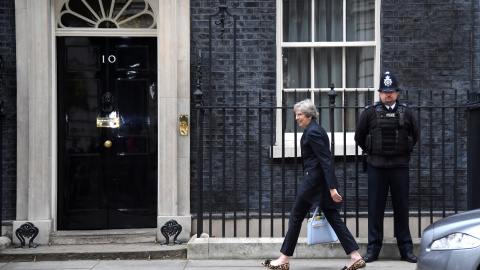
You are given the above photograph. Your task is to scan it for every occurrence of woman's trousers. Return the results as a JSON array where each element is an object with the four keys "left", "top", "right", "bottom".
[{"left": 280, "top": 195, "right": 359, "bottom": 256}]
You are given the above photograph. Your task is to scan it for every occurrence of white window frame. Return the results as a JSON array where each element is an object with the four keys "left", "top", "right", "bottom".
[{"left": 273, "top": 0, "right": 381, "bottom": 157}]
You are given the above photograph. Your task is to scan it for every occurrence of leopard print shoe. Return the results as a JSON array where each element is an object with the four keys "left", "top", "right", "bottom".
[
  {"left": 267, "top": 262, "right": 290, "bottom": 270},
  {"left": 262, "top": 259, "right": 272, "bottom": 267},
  {"left": 341, "top": 258, "right": 366, "bottom": 270},
  {"left": 261, "top": 259, "right": 290, "bottom": 270}
]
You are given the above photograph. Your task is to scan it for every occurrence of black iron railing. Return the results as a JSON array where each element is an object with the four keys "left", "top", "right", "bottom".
[{"left": 193, "top": 88, "right": 474, "bottom": 239}]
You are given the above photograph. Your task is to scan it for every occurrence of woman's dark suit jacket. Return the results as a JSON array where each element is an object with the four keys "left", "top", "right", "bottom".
[{"left": 299, "top": 121, "right": 342, "bottom": 209}]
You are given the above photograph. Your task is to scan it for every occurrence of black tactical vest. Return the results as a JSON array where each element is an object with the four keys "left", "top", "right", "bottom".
[{"left": 366, "top": 104, "right": 412, "bottom": 155}]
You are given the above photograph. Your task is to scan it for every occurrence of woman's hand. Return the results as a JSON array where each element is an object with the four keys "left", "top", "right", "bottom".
[{"left": 330, "top": 189, "right": 342, "bottom": 203}]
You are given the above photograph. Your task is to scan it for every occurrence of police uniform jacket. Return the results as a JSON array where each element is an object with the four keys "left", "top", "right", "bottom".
[
  {"left": 354, "top": 101, "right": 419, "bottom": 168},
  {"left": 299, "top": 121, "right": 342, "bottom": 209}
]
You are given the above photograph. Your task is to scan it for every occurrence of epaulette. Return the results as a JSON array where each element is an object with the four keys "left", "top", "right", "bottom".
[{"left": 365, "top": 101, "right": 382, "bottom": 110}]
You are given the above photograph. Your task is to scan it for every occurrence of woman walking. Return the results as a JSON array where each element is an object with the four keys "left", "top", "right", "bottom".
[{"left": 262, "top": 99, "right": 365, "bottom": 270}]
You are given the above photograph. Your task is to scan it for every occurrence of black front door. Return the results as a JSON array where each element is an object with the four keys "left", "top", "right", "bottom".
[{"left": 57, "top": 37, "right": 158, "bottom": 230}]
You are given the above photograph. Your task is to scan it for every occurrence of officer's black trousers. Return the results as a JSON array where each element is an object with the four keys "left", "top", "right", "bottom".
[{"left": 366, "top": 164, "right": 413, "bottom": 256}]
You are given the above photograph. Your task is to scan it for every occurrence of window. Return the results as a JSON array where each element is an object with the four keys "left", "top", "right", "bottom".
[
  {"left": 57, "top": 0, "right": 156, "bottom": 29},
  {"left": 275, "top": 0, "right": 380, "bottom": 157}
]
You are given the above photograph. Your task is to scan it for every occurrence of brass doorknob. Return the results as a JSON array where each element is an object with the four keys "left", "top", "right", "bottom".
[{"left": 104, "top": 140, "right": 112, "bottom": 148}]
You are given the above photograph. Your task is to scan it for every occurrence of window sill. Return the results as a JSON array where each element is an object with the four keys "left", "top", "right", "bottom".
[{"left": 271, "top": 133, "right": 362, "bottom": 158}]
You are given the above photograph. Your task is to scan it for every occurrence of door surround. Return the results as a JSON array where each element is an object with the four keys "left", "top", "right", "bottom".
[{"left": 14, "top": 0, "right": 191, "bottom": 244}]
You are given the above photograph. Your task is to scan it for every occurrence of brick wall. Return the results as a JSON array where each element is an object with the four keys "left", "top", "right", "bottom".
[
  {"left": 475, "top": 0, "right": 480, "bottom": 89},
  {"left": 190, "top": 0, "right": 472, "bottom": 217},
  {"left": 190, "top": 0, "right": 282, "bottom": 214},
  {"left": 0, "top": 0, "right": 17, "bottom": 221},
  {"left": 381, "top": 0, "right": 472, "bottom": 212}
]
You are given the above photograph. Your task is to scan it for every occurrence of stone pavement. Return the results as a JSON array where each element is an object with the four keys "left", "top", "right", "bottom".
[
  {"left": 0, "top": 234, "right": 420, "bottom": 269},
  {"left": 0, "top": 237, "right": 421, "bottom": 262},
  {"left": 0, "top": 259, "right": 417, "bottom": 269}
]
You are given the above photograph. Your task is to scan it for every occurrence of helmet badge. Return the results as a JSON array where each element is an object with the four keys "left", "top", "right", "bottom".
[{"left": 384, "top": 75, "right": 393, "bottom": 87}]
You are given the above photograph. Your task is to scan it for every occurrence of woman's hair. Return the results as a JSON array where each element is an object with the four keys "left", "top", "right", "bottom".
[{"left": 294, "top": 99, "right": 318, "bottom": 120}]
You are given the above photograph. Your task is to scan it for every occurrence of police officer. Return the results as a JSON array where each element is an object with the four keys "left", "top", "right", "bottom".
[{"left": 354, "top": 71, "right": 419, "bottom": 263}]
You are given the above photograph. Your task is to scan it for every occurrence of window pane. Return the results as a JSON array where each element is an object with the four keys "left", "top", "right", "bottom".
[
  {"left": 344, "top": 90, "right": 374, "bottom": 132},
  {"left": 314, "top": 91, "right": 342, "bottom": 132},
  {"left": 283, "top": 0, "right": 312, "bottom": 42},
  {"left": 346, "top": 0, "right": 375, "bottom": 41},
  {"left": 346, "top": 47, "right": 374, "bottom": 88},
  {"left": 284, "top": 92, "right": 311, "bottom": 133},
  {"left": 283, "top": 48, "right": 311, "bottom": 88},
  {"left": 314, "top": 0, "right": 343, "bottom": 42},
  {"left": 314, "top": 48, "right": 343, "bottom": 88}
]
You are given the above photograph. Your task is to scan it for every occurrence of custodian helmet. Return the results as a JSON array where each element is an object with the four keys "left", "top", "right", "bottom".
[{"left": 378, "top": 71, "right": 399, "bottom": 92}]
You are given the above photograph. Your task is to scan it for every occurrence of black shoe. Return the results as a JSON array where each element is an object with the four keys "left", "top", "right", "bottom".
[
  {"left": 401, "top": 252, "right": 417, "bottom": 263},
  {"left": 362, "top": 253, "right": 378, "bottom": 263}
]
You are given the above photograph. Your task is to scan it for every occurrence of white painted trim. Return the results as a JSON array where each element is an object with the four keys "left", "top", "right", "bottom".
[
  {"left": 17, "top": 0, "right": 189, "bottom": 237},
  {"left": 50, "top": 0, "right": 59, "bottom": 232},
  {"left": 51, "top": 0, "right": 162, "bottom": 231},
  {"left": 272, "top": 133, "right": 363, "bottom": 158},
  {"left": 275, "top": 0, "right": 283, "bottom": 155},
  {"left": 375, "top": 0, "right": 381, "bottom": 95},
  {"left": 55, "top": 29, "right": 157, "bottom": 37}
]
